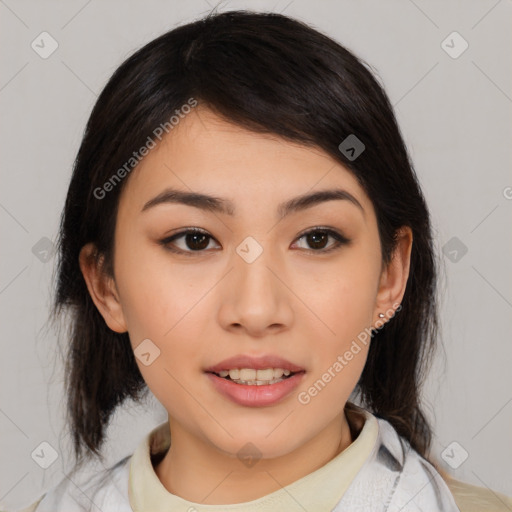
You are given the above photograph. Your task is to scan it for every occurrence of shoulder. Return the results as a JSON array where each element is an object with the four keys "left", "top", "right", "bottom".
[
  {"left": 376, "top": 416, "right": 512, "bottom": 512},
  {"left": 9, "top": 455, "right": 132, "bottom": 512},
  {"left": 1, "top": 501, "right": 42, "bottom": 512},
  {"left": 444, "top": 475, "right": 512, "bottom": 512},
  {"left": 334, "top": 410, "right": 461, "bottom": 511},
  {"left": 371, "top": 416, "right": 461, "bottom": 511}
]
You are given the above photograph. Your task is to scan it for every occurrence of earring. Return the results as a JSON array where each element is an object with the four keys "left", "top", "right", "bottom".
[{"left": 378, "top": 313, "right": 385, "bottom": 318}]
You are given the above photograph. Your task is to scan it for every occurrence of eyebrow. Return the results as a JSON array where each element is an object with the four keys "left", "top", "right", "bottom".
[{"left": 141, "top": 187, "right": 365, "bottom": 219}]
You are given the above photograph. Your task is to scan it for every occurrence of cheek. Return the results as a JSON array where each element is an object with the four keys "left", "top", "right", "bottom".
[
  {"left": 113, "top": 254, "right": 209, "bottom": 411},
  {"left": 113, "top": 237, "right": 194, "bottom": 338},
  {"left": 294, "top": 248, "right": 380, "bottom": 342},
  {"left": 112, "top": 238, "right": 213, "bottom": 383},
  {"left": 291, "top": 247, "right": 379, "bottom": 411},
  {"left": 296, "top": 263, "right": 375, "bottom": 416}
]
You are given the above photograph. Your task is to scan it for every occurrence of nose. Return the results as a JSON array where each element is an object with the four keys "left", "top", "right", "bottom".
[{"left": 216, "top": 239, "right": 294, "bottom": 337}]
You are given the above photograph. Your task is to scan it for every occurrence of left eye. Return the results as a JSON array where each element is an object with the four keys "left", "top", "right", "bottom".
[{"left": 293, "top": 228, "right": 350, "bottom": 252}]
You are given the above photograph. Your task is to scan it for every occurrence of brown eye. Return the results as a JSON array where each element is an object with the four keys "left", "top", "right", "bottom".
[
  {"left": 160, "top": 228, "right": 220, "bottom": 255},
  {"left": 183, "top": 232, "right": 210, "bottom": 250},
  {"left": 306, "top": 230, "right": 329, "bottom": 249},
  {"left": 293, "top": 228, "right": 350, "bottom": 253}
]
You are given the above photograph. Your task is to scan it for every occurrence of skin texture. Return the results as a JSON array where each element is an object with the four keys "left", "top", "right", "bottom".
[{"left": 79, "top": 107, "right": 412, "bottom": 504}]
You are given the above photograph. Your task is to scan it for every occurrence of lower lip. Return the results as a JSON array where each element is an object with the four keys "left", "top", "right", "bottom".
[{"left": 206, "top": 372, "right": 305, "bottom": 407}]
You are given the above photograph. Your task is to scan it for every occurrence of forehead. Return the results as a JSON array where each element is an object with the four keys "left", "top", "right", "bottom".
[{"left": 119, "top": 107, "right": 372, "bottom": 217}]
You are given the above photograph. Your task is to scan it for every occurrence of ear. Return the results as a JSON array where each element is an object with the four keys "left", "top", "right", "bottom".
[
  {"left": 372, "top": 226, "right": 413, "bottom": 329},
  {"left": 78, "top": 242, "right": 128, "bottom": 333}
]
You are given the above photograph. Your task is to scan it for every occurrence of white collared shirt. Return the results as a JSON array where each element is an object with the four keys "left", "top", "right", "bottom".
[{"left": 13, "top": 406, "right": 471, "bottom": 511}]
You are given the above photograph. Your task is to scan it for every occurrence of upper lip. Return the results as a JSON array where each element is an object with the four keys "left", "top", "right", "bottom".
[{"left": 204, "top": 354, "right": 305, "bottom": 373}]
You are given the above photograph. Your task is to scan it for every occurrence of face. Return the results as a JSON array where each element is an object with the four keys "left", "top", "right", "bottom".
[{"left": 82, "top": 107, "right": 410, "bottom": 460}]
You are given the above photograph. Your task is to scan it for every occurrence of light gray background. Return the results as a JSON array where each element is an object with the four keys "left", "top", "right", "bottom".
[{"left": 1, "top": 0, "right": 511, "bottom": 508}]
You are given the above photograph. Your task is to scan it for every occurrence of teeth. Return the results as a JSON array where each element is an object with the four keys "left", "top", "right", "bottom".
[
  {"left": 239, "top": 368, "right": 256, "bottom": 381},
  {"left": 256, "top": 368, "right": 274, "bottom": 380},
  {"left": 216, "top": 368, "right": 295, "bottom": 382},
  {"left": 236, "top": 378, "right": 285, "bottom": 385}
]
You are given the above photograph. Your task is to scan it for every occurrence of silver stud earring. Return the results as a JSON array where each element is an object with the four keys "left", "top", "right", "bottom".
[{"left": 378, "top": 313, "right": 385, "bottom": 318}]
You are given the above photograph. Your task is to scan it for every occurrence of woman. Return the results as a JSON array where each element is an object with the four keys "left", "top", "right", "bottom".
[{"left": 13, "top": 9, "right": 512, "bottom": 511}]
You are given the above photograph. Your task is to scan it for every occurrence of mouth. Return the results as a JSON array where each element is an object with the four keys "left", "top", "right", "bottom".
[
  {"left": 205, "top": 369, "right": 306, "bottom": 407},
  {"left": 206, "top": 368, "right": 304, "bottom": 386},
  {"left": 204, "top": 354, "right": 306, "bottom": 406}
]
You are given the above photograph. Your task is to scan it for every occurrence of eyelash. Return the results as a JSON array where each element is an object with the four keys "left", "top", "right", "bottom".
[{"left": 159, "top": 227, "right": 350, "bottom": 256}]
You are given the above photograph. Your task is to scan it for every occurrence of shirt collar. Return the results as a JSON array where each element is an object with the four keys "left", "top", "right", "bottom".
[{"left": 128, "top": 404, "right": 378, "bottom": 511}]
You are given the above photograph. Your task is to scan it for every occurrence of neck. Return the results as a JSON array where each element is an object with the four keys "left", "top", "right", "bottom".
[{"left": 154, "top": 409, "right": 355, "bottom": 504}]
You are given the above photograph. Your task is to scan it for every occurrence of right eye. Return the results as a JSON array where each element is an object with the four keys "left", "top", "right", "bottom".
[{"left": 159, "top": 228, "right": 221, "bottom": 255}]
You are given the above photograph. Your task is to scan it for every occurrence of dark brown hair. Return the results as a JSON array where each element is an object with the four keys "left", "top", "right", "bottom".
[{"left": 52, "top": 9, "right": 440, "bottom": 471}]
